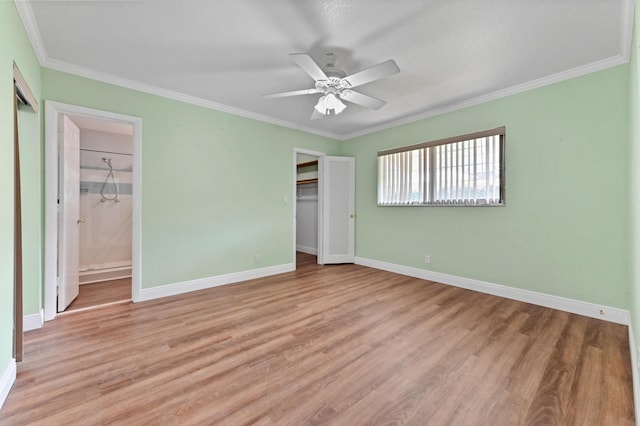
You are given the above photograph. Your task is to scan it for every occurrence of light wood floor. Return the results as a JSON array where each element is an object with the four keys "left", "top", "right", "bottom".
[
  {"left": 1, "top": 253, "right": 634, "bottom": 425},
  {"left": 65, "top": 278, "right": 132, "bottom": 312}
]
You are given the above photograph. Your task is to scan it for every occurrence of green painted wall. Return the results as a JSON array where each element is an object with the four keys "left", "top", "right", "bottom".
[
  {"left": 42, "top": 69, "right": 341, "bottom": 289},
  {"left": 341, "top": 65, "right": 630, "bottom": 308},
  {"left": 0, "top": 1, "right": 42, "bottom": 371},
  {"left": 629, "top": 0, "right": 640, "bottom": 361},
  {"left": 2, "top": 0, "right": 636, "bottom": 390}
]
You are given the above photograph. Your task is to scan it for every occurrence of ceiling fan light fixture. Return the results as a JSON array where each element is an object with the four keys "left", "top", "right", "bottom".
[
  {"left": 314, "top": 93, "right": 346, "bottom": 115},
  {"left": 333, "top": 97, "right": 347, "bottom": 114},
  {"left": 323, "top": 92, "right": 339, "bottom": 109},
  {"left": 314, "top": 96, "right": 327, "bottom": 114},
  {"left": 266, "top": 53, "right": 399, "bottom": 119}
]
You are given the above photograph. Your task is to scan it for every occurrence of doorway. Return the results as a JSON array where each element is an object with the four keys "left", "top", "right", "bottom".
[
  {"left": 295, "top": 151, "right": 322, "bottom": 268},
  {"left": 294, "top": 149, "right": 324, "bottom": 269},
  {"left": 64, "top": 114, "right": 134, "bottom": 312},
  {"left": 44, "top": 102, "right": 142, "bottom": 321},
  {"left": 293, "top": 149, "right": 356, "bottom": 268}
]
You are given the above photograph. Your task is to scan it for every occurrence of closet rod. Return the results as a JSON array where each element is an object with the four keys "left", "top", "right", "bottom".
[{"left": 79, "top": 148, "right": 133, "bottom": 156}]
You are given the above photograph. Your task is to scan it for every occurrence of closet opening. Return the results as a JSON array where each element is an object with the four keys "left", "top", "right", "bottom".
[
  {"left": 293, "top": 149, "right": 356, "bottom": 269},
  {"left": 294, "top": 149, "right": 323, "bottom": 269}
]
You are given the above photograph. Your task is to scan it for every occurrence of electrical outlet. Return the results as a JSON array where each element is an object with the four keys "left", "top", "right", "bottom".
[
  {"left": 424, "top": 255, "right": 431, "bottom": 264},
  {"left": 254, "top": 254, "right": 262, "bottom": 263}
]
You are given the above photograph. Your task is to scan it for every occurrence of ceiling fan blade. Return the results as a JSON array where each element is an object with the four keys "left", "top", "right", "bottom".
[
  {"left": 310, "top": 110, "right": 325, "bottom": 120},
  {"left": 339, "top": 90, "right": 386, "bottom": 110},
  {"left": 290, "top": 53, "right": 328, "bottom": 82},
  {"left": 341, "top": 59, "right": 400, "bottom": 88},
  {"left": 263, "top": 88, "right": 322, "bottom": 98}
]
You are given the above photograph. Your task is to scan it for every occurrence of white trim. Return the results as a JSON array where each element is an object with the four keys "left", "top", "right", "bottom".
[
  {"left": 14, "top": 0, "right": 338, "bottom": 140},
  {"left": 343, "top": 55, "right": 630, "bottom": 140},
  {"left": 36, "top": 54, "right": 626, "bottom": 143},
  {"left": 15, "top": 1, "right": 634, "bottom": 142},
  {"left": 0, "top": 359, "right": 16, "bottom": 409},
  {"left": 79, "top": 265, "right": 132, "bottom": 285},
  {"left": 13, "top": 1, "right": 48, "bottom": 65},
  {"left": 621, "top": 0, "right": 635, "bottom": 63},
  {"left": 44, "top": 101, "right": 142, "bottom": 320},
  {"left": 23, "top": 309, "right": 44, "bottom": 331},
  {"left": 355, "top": 257, "right": 630, "bottom": 325},
  {"left": 137, "top": 263, "right": 294, "bottom": 302},
  {"left": 44, "top": 102, "right": 56, "bottom": 321},
  {"left": 42, "top": 58, "right": 340, "bottom": 141},
  {"left": 628, "top": 325, "right": 640, "bottom": 426},
  {"left": 296, "top": 245, "right": 318, "bottom": 255}
]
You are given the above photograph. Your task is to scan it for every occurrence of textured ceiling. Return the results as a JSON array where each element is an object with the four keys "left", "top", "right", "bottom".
[{"left": 17, "top": 0, "right": 633, "bottom": 140}]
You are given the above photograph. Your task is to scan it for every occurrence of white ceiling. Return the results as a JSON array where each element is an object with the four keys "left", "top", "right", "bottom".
[{"left": 17, "top": 0, "right": 633, "bottom": 140}]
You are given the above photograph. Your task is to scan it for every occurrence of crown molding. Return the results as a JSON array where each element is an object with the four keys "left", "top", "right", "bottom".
[
  {"left": 621, "top": 0, "right": 635, "bottom": 63},
  {"left": 14, "top": 0, "right": 635, "bottom": 142},
  {"left": 342, "top": 53, "right": 630, "bottom": 140},
  {"left": 42, "top": 58, "right": 343, "bottom": 140},
  {"left": 14, "top": 1, "right": 342, "bottom": 140},
  {"left": 14, "top": 0, "right": 48, "bottom": 64}
]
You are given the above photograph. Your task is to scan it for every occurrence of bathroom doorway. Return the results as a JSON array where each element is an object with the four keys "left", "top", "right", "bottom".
[
  {"left": 44, "top": 102, "right": 142, "bottom": 320},
  {"left": 64, "top": 114, "right": 133, "bottom": 312}
]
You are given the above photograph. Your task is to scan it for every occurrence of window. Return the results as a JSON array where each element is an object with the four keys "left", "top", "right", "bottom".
[{"left": 378, "top": 127, "right": 505, "bottom": 206}]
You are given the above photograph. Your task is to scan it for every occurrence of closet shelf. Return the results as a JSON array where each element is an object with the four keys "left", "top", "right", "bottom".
[
  {"left": 297, "top": 178, "right": 318, "bottom": 185},
  {"left": 296, "top": 160, "right": 318, "bottom": 185},
  {"left": 297, "top": 160, "right": 318, "bottom": 168}
]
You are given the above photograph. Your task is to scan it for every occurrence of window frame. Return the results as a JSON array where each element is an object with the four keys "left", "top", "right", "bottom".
[{"left": 377, "top": 127, "right": 506, "bottom": 207}]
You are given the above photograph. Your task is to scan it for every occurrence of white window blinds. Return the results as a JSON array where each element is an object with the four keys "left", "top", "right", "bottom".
[{"left": 378, "top": 127, "right": 505, "bottom": 206}]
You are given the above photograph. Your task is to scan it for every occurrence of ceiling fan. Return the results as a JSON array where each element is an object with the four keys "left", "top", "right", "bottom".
[{"left": 264, "top": 53, "right": 400, "bottom": 119}]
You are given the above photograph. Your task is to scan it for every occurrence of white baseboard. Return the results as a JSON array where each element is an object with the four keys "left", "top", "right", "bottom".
[
  {"left": 629, "top": 325, "right": 640, "bottom": 426},
  {"left": 0, "top": 359, "right": 16, "bottom": 409},
  {"left": 80, "top": 266, "right": 132, "bottom": 285},
  {"left": 355, "top": 257, "right": 630, "bottom": 325},
  {"left": 138, "top": 263, "right": 295, "bottom": 302},
  {"left": 23, "top": 309, "right": 44, "bottom": 331},
  {"left": 296, "top": 245, "right": 318, "bottom": 255}
]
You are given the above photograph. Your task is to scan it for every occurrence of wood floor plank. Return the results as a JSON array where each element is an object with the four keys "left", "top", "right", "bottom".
[
  {"left": 0, "top": 253, "right": 634, "bottom": 425},
  {"left": 65, "top": 278, "right": 131, "bottom": 311}
]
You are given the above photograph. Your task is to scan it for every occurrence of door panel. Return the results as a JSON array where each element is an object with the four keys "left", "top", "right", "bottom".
[
  {"left": 58, "top": 115, "right": 80, "bottom": 311},
  {"left": 322, "top": 156, "right": 355, "bottom": 264}
]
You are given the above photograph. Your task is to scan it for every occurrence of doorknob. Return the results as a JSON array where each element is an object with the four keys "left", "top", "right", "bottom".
[{"left": 77, "top": 219, "right": 85, "bottom": 224}]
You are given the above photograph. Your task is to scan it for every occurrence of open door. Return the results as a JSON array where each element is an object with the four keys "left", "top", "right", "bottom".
[
  {"left": 322, "top": 156, "right": 355, "bottom": 264},
  {"left": 58, "top": 115, "right": 81, "bottom": 311}
]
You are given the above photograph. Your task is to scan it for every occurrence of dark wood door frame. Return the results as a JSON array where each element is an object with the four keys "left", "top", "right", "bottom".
[
  {"left": 13, "top": 63, "right": 38, "bottom": 362},
  {"left": 13, "top": 83, "right": 23, "bottom": 362}
]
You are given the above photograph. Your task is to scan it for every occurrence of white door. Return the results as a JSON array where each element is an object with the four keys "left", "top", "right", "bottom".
[
  {"left": 58, "top": 115, "right": 80, "bottom": 311},
  {"left": 322, "top": 156, "right": 355, "bottom": 264}
]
